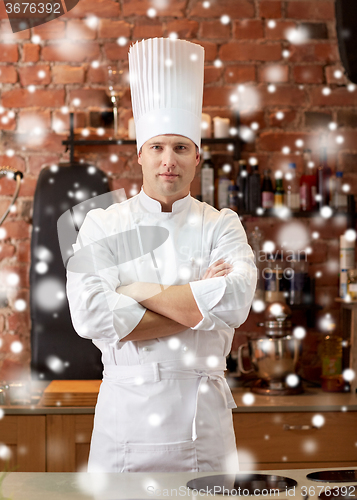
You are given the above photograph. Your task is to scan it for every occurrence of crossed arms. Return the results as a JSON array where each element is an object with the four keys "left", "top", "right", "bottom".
[{"left": 117, "top": 259, "right": 233, "bottom": 341}]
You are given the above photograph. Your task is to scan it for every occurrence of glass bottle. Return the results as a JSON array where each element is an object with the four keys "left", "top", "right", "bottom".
[
  {"left": 248, "top": 160, "right": 261, "bottom": 214},
  {"left": 228, "top": 183, "right": 239, "bottom": 212},
  {"left": 200, "top": 146, "right": 215, "bottom": 206},
  {"left": 261, "top": 168, "right": 274, "bottom": 210},
  {"left": 284, "top": 162, "right": 300, "bottom": 211},
  {"left": 216, "top": 166, "right": 231, "bottom": 209},
  {"left": 236, "top": 159, "right": 248, "bottom": 212},
  {"left": 331, "top": 171, "right": 348, "bottom": 211},
  {"left": 321, "top": 332, "right": 344, "bottom": 392},
  {"left": 317, "top": 146, "right": 332, "bottom": 208},
  {"left": 300, "top": 149, "right": 317, "bottom": 211},
  {"left": 274, "top": 171, "right": 285, "bottom": 208}
]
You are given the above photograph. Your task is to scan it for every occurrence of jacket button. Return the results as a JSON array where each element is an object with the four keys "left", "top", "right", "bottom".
[{"left": 142, "top": 346, "right": 148, "bottom": 352}]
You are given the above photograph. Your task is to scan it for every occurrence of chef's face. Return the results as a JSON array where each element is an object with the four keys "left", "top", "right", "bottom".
[{"left": 138, "top": 134, "right": 200, "bottom": 212}]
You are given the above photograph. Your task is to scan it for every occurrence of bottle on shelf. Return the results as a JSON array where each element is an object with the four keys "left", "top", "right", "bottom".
[
  {"left": 321, "top": 328, "right": 344, "bottom": 392},
  {"left": 200, "top": 145, "right": 215, "bottom": 206},
  {"left": 317, "top": 146, "right": 332, "bottom": 208},
  {"left": 284, "top": 162, "right": 300, "bottom": 211},
  {"left": 274, "top": 171, "right": 285, "bottom": 208},
  {"left": 247, "top": 159, "right": 261, "bottom": 214},
  {"left": 331, "top": 171, "right": 348, "bottom": 211},
  {"left": 236, "top": 159, "right": 248, "bottom": 212},
  {"left": 228, "top": 183, "right": 239, "bottom": 212},
  {"left": 216, "top": 165, "right": 231, "bottom": 209},
  {"left": 261, "top": 168, "right": 274, "bottom": 210},
  {"left": 286, "top": 252, "right": 308, "bottom": 306},
  {"left": 300, "top": 149, "right": 317, "bottom": 212},
  {"left": 264, "top": 252, "right": 287, "bottom": 303},
  {"left": 339, "top": 234, "right": 356, "bottom": 299}
]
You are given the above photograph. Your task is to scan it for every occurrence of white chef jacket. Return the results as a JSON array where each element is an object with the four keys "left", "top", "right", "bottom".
[{"left": 66, "top": 187, "right": 257, "bottom": 473}]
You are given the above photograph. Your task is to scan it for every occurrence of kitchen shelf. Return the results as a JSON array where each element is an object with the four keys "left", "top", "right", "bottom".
[{"left": 62, "top": 112, "right": 242, "bottom": 163}]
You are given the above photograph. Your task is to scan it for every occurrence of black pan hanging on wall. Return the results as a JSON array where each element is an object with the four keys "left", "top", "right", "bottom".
[
  {"left": 30, "top": 162, "right": 113, "bottom": 380},
  {"left": 335, "top": 0, "right": 357, "bottom": 83}
]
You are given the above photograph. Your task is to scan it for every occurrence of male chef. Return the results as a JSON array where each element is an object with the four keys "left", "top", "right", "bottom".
[{"left": 66, "top": 38, "right": 257, "bottom": 473}]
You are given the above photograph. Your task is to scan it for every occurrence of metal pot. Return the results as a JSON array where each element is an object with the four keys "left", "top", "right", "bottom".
[{"left": 238, "top": 336, "right": 301, "bottom": 382}]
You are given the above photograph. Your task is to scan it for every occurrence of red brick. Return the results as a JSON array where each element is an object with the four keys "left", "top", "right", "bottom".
[
  {"left": 224, "top": 65, "right": 256, "bottom": 83},
  {"left": 87, "top": 65, "right": 106, "bottom": 84},
  {"left": 286, "top": 1, "right": 335, "bottom": 21},
  {"left": 7, "top": 310, "right": 30, "bottom": 331},
  {"left": 293, "top": 64, "right": 324, "bottom": 84},
  {"left": 67, "top": 20, "right": 97, "bottom": 40},
  {"left": 98, "top": 19, "right": 131, "bottom": 38},
  {"left": 258, "top": 132, "right": 317, "bottom": 152},
  {"left": 0, "top": 242, "right": 15, "bottom": 261},
  {"left": 234, "top": 20, "right": 264, "bottom": 39},
  {"left": 326, "top": 130, "right": 357, "bottom": 152},
  {"left": 325, "top": 65, "right": 348, "bottom": 86},
  {"left": 22, "top": 44, "right": 40, "bottom": 63},
  {"left": 0, "top": 108, "right": 16, "bottom": 130},
  {"left": 28, "top": 154, "right": 61, "bottom": 175},
  {"left": 0, "top": 65, "right": 17, "bottom": 83},
  {"left": 10, "top": 133, "right": 64, "bottom": 153},
  {"left": 0, "top": 44, "right": 18, "bottom": 62},
  {"left": 204, "top": 66, "right": 223, "bottom": 84},
  {"left": 309, "top": 86, "right": 357, "bottom": 107},
  {"left": 42, "top": 42, "right": 100, "bottom": 62},
  {"left": 203, "top": 86, "right": 236, "bottom": 107},
  {"left": 289, "top": 43, "right": 339, "bottom": 63},
  {"left": 310, "top": 263, "right": 339, "bottom": 286},
  {"left": 52, "top": 110, "right": 86, "bottom": 132},
  {"left": 308, "top": 240, "right": 329, "bottom": 264},
  {"left": 69, "top": 89, "right": 111, "bottom": 108},
  {"left": 165, "top": 20, "right": 199, "bottom": 38},
  {"left": 194, "top": 40, "right": 217, "bottom": 61},
  {"left": 17, "top": 110, "right": 51, "bottom": 133},
  {"left": 220, "top": 42, "right": 282, "bottom": 61},
  {"left": 0, "top": 22, "right": 30, "bottom": 40},
  {"left": 268, "top": 109, "right": 299, "bottom": 128},
  {"left": 1, "top": 88, "right": 65, "bottom": 108},
  {"left": 123, "top": 0, "right": 185, "bottom": 17},
  {"left": 63, "top": 0, "right": 120, "bottom": 17},
  {"left": 265, "top": 153, "right": 304, "bottom": 173},
  {"left": 200, "top": 21, "right": 231, "bottom": 39},
  {"left": 52, "top": 65, "right": 85, "bottom": 84},
  {"left": 258, "top": 64, "right": 289, "bottom": 83},
  {"left": 104, "top": 43, "right": 131, "bottom": 61},
  {"left": 16, "top": 241, "right": 31, "bottom": 264},
  {"left": 0, "top": 315, "right": 4, "bottom": 333},
  {"left": 240, "top": 110, "right": 266, "bottom": 130},
  {"left": 188, "top": 0, "right": 255, "bottom": 18},
  {"left": 264, "top": 20, "right": 296, "bottom": 40},
  {"left": 33, "top": 20, "right": 65, "bottom": 39},
  {"left": 97, "top": 155, "right": 129, "bottom": 175},
  {"left": 2, "top": 221, "right": 31, "bottom": 240},
  {"left": 258, "top": 84, "right": 308, "bottom": 107},
  {"left": 259, "top": 0, "right": 282, "bottom": 18},
  {"left": 132, "top": 21, "right": 164, "bottom": 39},
  {"left": 18, "top": 65, "right": 51, "bottom": 86}
]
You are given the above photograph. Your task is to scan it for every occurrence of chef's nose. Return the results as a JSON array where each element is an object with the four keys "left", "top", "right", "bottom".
[{"left": 162, "top": 148, "right": 177, "bottom": 169}]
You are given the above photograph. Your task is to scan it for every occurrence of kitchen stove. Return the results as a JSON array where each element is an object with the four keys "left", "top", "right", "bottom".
[
  {"left": 186, "top": 473, "right": 297, "bottom": 495},
  {"left": 307, "top": 470, "right": 357, "bottom": 482}
]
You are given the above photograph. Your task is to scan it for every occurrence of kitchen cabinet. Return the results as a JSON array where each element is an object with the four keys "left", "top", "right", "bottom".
[
  {"left": 0, "top": 415, "right": 46, "bottom": 472},
  {"left": 233, "top": 410, "right": 357, "bottom": 471}
]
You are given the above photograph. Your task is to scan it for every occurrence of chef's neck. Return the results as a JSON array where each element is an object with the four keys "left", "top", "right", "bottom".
[{"left": 142, "top": 187, "right": 189, "bottom": 212}]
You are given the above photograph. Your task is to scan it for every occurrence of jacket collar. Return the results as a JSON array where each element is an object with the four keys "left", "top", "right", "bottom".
[{"left": 139, "top": 187, "right": 192, "bottom": 214}]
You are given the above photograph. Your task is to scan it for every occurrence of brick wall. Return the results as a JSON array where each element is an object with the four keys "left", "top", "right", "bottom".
[{"left": 0, "top": 0, "right": 354, "bottom": 380}]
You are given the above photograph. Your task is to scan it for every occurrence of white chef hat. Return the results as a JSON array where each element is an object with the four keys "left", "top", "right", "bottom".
[{"left": 128, "top": 37, "right": 205, "bottom": 153}]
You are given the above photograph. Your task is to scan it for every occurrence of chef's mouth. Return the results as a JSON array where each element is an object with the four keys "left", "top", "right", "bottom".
[{"left": 159, "top": 173, "right": 179, "bottom": 177}]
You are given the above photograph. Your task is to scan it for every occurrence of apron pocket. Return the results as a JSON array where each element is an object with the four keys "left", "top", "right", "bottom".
[{"left": 123, "top": 440, "right": 198, "bottom": 472}]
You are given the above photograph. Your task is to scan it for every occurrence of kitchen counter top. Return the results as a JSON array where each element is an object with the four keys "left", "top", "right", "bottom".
[
  {"left": 231, "top": 387, "right": 357, "bottom": 412},
  {"left": 3, "top": 467, "right": 357, "bottom": 500},
  {"left": 1, "top": 386, "right": 357, "bottom": 414}
]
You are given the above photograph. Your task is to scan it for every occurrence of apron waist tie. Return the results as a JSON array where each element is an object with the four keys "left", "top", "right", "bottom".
[{"left": 103, "top": 356, "right": 237, "bottom": 442}]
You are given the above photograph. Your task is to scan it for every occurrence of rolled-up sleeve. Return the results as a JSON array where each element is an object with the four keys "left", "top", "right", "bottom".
[
  {"left": 66, "top": 209, "right": 146, "bottom": 346},
  {"left": 189, "top": 209, "right": 257, "bottom": 331}
]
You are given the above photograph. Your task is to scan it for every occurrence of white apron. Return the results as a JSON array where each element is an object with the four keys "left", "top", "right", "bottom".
[{"left": 88, "top": 356, "right": 239, "bottom": 473}]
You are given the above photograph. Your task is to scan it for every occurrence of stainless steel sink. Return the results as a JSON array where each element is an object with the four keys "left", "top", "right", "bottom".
[{"left": 307, "top": 470, "right": 357, "bottom": 483}]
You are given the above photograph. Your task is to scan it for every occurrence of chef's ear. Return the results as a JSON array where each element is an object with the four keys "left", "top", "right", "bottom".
[
  {"left": 195, "top": 146, "right": 200, "bottom": 166},
  {"left": 138, "top": 147, "right": 142, "bottom": 165}
]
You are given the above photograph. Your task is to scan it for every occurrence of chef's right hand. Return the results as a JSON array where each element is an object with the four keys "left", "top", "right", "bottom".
[{"left": 202, "top": 259, "right": 233, "bottom": 280}]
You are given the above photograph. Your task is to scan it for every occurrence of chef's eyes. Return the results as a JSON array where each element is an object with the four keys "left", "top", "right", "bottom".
[{"left": 150, "top": 145, "right": 188, "bottom": 151}]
